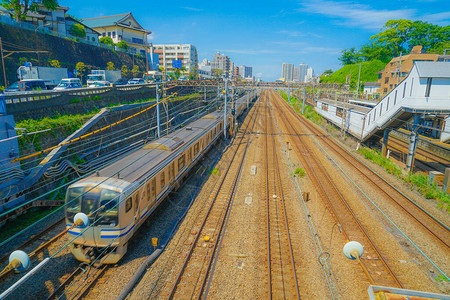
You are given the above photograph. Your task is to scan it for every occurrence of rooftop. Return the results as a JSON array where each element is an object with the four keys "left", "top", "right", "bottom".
[{"left": 415, "top": 61, "right": 450, "bottom": 78}]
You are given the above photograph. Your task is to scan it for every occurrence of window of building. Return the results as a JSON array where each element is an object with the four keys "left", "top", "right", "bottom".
[
  {"left": 322, "top": 103, "right": 328, "bottom": 111},
  {"left": 112, "top": 32, "right": 116, "bottom": 38},
  {"left": 425, "top": 78, "right": 432, "bottom": 97},
  {"left": 102, "top": 32, "right": 106, "bottom": 37},
  {"left": 401, "top": 72, "right": 407, "bottom": 77},
  {"left": 107, "top": 32, "right": 111, "bottom": 37},
  {"left": 390, "top": 84, "right": 393, "bottom": 89},
  {"left": 391, "top": 73, "right": 395, "bottom": 78},
  {"left": 410, "top": 79, "right": 414, "bottom": 96},
  {"left": 384, "top": 77, "right": 389, "bottom": 84},
  {"left": 394, "top": 90, "right": 398, "bottom": 105},
  {"left": 403, "top": 83, "right": 407, "bottom": 98},
  {"left": 384, "top": 88, "right": 388, "bottom": 93},
  {"left": 336, "top": 107, "right": 344, "bottom": 118}
]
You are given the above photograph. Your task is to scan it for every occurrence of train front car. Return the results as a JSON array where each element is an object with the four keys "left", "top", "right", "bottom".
[{"left": 65, "top": 177, "right": 130, "bottom": 264}]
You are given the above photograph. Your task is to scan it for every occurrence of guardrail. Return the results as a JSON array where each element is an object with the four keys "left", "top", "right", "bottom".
[{"left": 3, "top": 83, "right": 155, "bottom": 105}]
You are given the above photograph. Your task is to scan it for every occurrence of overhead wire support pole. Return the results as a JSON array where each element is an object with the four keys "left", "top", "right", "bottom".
[
  {"left": 0, "top": 37, "right": 7, "bottom": 87},
  {"left": 223, "top": 79, "right": 228, "bottom": 140},
  {"left": 156, "top": 84, "right": 161, "bottom": 138}
]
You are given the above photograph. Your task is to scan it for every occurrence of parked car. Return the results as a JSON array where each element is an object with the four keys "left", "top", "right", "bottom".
[
  {"left": 3, "top": 79, "right": 47, "bottom": 93},
  {"left": 53, "top": 78, "right": 82, "bottom": 90},
  {"left": 178, "top": 76, "right": 187, "bottom": 81},
  {"left": 128, "top": 78, "right": 145, "bottom": 85},
  {"left": 114, "top": 78, "right": 128, "bottom": 86},
  {"left": 88, "top": 81, "right": 111, "bottom": 88}
]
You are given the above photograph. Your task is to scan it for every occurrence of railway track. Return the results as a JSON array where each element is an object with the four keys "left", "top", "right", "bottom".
[
  {"left": 0, "top": 217, "right": 65, "bottom": 280},
  {"left": 167, "top": 97, "right": 260, "bottom": 299},
  {"left": 270, "top": 90, "right": 404, "bottom": 288},
  {"left": 48, "top": 263, "right": 109, "bottom": 300},
  {"left": 276, "top": 92, "right": 450, "bottom": 252},
  {"left": 264, "top": 92, "right": 301, "bottom": 299}
]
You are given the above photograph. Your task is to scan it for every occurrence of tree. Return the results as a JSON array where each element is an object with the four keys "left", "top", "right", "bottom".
[
  {"left": 121, "top": 65, "right": 129, "bottom": 78},
  {"left": 2, "top": 0, "right": 58, "bottom": 21},
  {"left": 117, "top": 41, "right": 128, "bottom": 50},
  {"left": 68, "top": 23, "right": 86, "bottom": 38},
  {"left": 75, "top": 62, "right": 86, "bottom": 81},
  {"left": 188, "top": 66, "right": 198, "bottom": 80},
  {"left": 131, "top": 65, "right": 140, "bottom": 78},
  {"left": 50, "top": 59, "right": 61, "bottom": 68},
  {"left": 212, "top": 68, "right": 223, "bottom": 78},
  {"left": 323, "top": 69, "right": 333, "bottom": 74},
  {"left": 106, "top": 61, "right": 115, "bottom": 70},
  {"left": 338, "top": 47, "right": 359, "bottom": 65},
  {"left": 370, "top": 19, "right": 449, "bottom": 57},
  {"left": 99, "top": 36, "right": 115, "bottom": 47}
]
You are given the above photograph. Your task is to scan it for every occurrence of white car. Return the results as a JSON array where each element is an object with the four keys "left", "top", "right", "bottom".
[
  {"left": 54, "top": 78, "right": 82, "bottom": 90},
  {"left": 88, "top": 81, "right": 111, "bottom": 88}
]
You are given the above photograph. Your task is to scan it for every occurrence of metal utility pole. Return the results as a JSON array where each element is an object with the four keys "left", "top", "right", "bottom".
[
  {"left": 247, "top": 88, "right": 249, "bottom": 109},
  {"left": 288, "top": 82, "right": 291, "bottom": 103},
  {"left": 302, "top": 88, "right": 306, "bottom": 114},
  {"left": 356, "top": 62, "right": 361, "bottom": 98},
  {"left": 223, "top": 80, "right": 228, "bottom": 140},
  {"left": 156, "top": 84, "right": 161, "bottom": 138},
  {"left": 0, "top": 37, "right": 7, "bottom": 87}
]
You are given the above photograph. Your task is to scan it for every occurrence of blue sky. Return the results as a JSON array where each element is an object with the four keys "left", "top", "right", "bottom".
[{"left": 61, "top": 0, "right": 450, "bottom": 81}]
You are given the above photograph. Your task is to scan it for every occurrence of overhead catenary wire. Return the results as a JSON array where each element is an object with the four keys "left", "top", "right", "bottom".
[{"left": 0, "top": 91, "right": 243, "bottom": 298}]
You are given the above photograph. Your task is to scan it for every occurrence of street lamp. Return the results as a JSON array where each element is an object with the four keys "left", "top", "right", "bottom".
[{"left": 35, "top": 23, "right": 51, "bottom": 67}]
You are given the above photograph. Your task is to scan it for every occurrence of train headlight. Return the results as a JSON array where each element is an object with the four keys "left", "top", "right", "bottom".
[{"left": 74, "top": 213, "right": 89, "bottom": 228}]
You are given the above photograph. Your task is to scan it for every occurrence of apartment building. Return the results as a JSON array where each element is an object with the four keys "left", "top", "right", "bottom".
[
  {"left": 82, "top": 13, "right": 151, "bottom": 56},
  {"left": 153, "top": 44, "right": 198, "bottom": 75},
  {"left": 281, "top": 63, "right": 294, "bottom": 82},
  {"left": 377, "top": 45, "right": 438, "bottom": 94},
  {"left": 299, "top": 63, "right": 308, "bottom": 83},
  {"left": 211, "top": 52, "right": 232, "bottom": 78},
  {"left": 239, "top": 65, "right": 253, "bottom": 79}
]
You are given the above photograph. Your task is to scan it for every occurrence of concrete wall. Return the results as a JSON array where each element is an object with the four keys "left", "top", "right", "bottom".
[{"left": 0, "top": 23, "right": 146, "bottom": 87}]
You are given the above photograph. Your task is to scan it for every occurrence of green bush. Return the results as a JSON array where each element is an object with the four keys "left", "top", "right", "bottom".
[
  {"left": 294, "top": 168, "right": 306, "bottom": 177},
  {"left": 99, "top": 36, "right": 114, "bottom": 47},
  {"left": 117, "top": 41, "right": 128, "bottom": 50},
  {"left": 68, "top": 23, "right": 86, "bottom": 38},
  {"left": 70, "top": 98, "right": 80, "bottom": 103}
]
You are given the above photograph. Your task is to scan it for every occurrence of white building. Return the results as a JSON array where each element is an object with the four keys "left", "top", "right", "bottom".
[
  {"left": 299, "top": 63, "right": 308, "bottom": 82},
  {"left": 293, "top": 67, "right": 300, "bottom": 82},
  {"left": 239, "top": 65, "right": 253, "bottom": 79},
  {"left": 82, "top": 13, "right": 152, "bottom": 56},
  {"left": 305, "top": 67, "right": 314, "bottom": 83},
  {"left": 282, "top": 63, "right": 294, "bottom": 82},
  {"left": 153, "top": 44, "right": 198, "bottom": 75},
  {"left": 363, "top": 82, "right": 381, "bottom": 95}
]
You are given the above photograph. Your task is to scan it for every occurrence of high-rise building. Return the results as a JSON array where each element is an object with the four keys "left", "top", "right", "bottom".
[
  {"left": 299, "top": 63, "right": 308, "bottom": 82},
  {"left": 305, "top": 67, "right": 314, "bottom": 82},
  {"left": 211, "top": 52, "right": 232, "bottom": 78},
  {"left": 281, "top": 63, "right": 294, "bottom": 82},
  {"left": 293, "top": 67, "right": 300, "bottom": 82},
  {"left": 153, "top": 44, "right": 198, "bottom": 75},
  {"left": 239, "top": 65, "right": 253, "bottom": 78}
]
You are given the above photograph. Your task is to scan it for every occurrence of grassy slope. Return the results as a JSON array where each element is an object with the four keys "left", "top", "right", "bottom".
[{"left": 320, "top": 60, "right": 386, "bottom": 85}]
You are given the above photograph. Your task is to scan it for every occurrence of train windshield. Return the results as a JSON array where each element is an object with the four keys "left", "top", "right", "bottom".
[{"left": 66, "top": 186, "right": 119, "bottom": 216}]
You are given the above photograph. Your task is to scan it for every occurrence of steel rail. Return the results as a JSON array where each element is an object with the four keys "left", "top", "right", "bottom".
[
  {"left": 265, "top": 92, "right": 301, "bottom": 299},
  {"left": 167, "top": 97, "right": 261, "bottom": 299},
  {"left": 271, "top": 91, "right": 403, "bottom": 288},
  {"left": 279, "top": 95, "right": 450, "bottom": 250}
]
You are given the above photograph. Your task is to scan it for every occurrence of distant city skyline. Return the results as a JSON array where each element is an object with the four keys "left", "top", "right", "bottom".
[{"left": 62, "top": 0, "right": 450, "bottom": 81}]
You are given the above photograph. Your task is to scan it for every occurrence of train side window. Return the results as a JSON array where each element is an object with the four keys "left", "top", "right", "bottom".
[
  {"left": 134, "top": 191, "right": 141, "bottom": 211},
  {"left": 160, "top": 172, "right": 165, "bottom": 188},
  {"left": 151, "top": 178, "right": 156, "bottom": 199},
  {"left": 146, "top": 180, "right": 151, "bottom": 201},
  {"left": 178, "top": 154, "right": 185, "bottom": 171},
  {"left": 169, "top": 162, "right": 174, "bottom": 181},
  {"left": 194, "top": 143, "right": 199, "bottom": 155},
  {"left": 125, "top": 198, "right": 132, "bottom": 212}
]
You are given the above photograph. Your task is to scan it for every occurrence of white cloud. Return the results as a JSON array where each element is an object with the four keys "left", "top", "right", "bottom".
[
  {"left": 299, "top": 0, "right": 415, "bottom": 29},
  {"left": 222, "top": 49, "right": 278, "bottom": 55},
  {"left": 182, "top": 6, "right": 204, "bottom": 12},
  {"left": 421, "top": 11, "right": 450, "bottom": 24}
]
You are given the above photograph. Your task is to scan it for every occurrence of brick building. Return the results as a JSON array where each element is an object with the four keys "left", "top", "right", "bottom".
[{"left": 377, "top": 46, "right": 438, "bottom": 94}]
